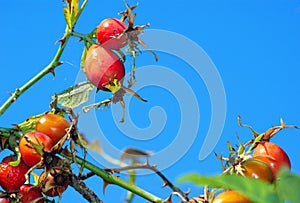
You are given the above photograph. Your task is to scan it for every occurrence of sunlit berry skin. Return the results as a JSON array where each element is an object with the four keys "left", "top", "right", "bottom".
[
  {"left": 19, "top": 132, "right": 54, "bottom": 167},
  {"left": 19, "top": 184, "right": 44, "bottom": 203},
  {"left": 84, "top": 44, "right": 125, "bottom": 91},
  {"left": 253, "top": 141, "right": 291, "bottom": 179},
  {"left": 36, "top": 114, "right": 70, "bottom": 144},
  {"left": 96, "top": 18, "right": 127, "bottom": 49},
  {"left": 242, "top": 159, "right": 274, "bottom": 183},
  {"left": 0, "top": 156, "right": 29, "bottom": 192},
  {"left": 213, "top": 190, "right": 250, "bottom": 203},
  {"left": 0, "top": 198, "right": 9, "bottom": 203},
  {"left": 39, "top": 168, "right": 69, "bottom": 197}
]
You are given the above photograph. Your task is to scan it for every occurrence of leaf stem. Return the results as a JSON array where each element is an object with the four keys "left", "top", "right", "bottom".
[{"left": 61, "top": 152, "right": 164, "bottom": 203}]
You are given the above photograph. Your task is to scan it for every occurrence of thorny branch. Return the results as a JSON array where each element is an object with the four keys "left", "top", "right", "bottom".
[
  {"left": 0, "top": 0, "right": 89, "bottom": 116},
  {"left": 102, "top": 163, "right": 190, "bottom": 202}
]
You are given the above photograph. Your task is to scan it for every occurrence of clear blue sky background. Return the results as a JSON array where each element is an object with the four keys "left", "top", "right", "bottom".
[{"left": 1, "top": 0, "right": 300, "bottom": 202}]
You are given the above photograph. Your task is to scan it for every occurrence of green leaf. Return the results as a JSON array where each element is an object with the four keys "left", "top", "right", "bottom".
[
  {"left": 70, "top": 0, "right": 79, "bottom": 26},
  {"left": 247, "top": 133, "right": 264, "bottom": 153},
  {"left": 72, "top": 0, "right": 79, "bottom": 16},
  {"left": 80, "top": 46, "right": 88, "bottom": 72},
  {"left": 8, "top": 135, "right": 21, "bottom": 167},
  {"left": 63, "top": 0, "right": 79, "bottom": 28},
  {"left": 63, "top": 7, "right": 72, "bottom": 29},
  {"left": 178, "top": 173, "right": 281, "bottom": 203},
  {"left": 276, "top": 168, "right": 300, "bottom": 203},
  {"left": 104, "top": 79, "right": 122, "bottom": 94},
  {"left": 16, "top": 113, "right": 47, "bottom": 133},
  {"left": 63, "top": 0, "right": 79, "bottom": 29},
  {"left": 9, "top": 158, "right": 21, "bottom": 167},
  {"left": 237, "top": 137, "right": 245, "bottom": 155},
  {"left": 54, "top": 81, "right": 94, "bottom": 108},
  {"left": 31, "top": 171, "right": 40, "bottom": 186}
]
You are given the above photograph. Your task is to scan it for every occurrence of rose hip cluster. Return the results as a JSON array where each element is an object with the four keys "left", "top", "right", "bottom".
[
  {"left": 212, "top": 140, "right": 291, "bottom": 202},
  {"left": 85, "top": 18, "right": 127, "bottom": 92},
  {"left": 0, "top": 114, "right": 70, "bottom": 202}
]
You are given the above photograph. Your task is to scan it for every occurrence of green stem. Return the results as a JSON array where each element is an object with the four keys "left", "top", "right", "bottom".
[
  {"left": 61, "top": 152, "right": 164, "bottom": 203},
  {"left": 0, "top": 30, "right": 68, "bottom": 117},
  {"left": 1, "top": 125, "right": 164, "bottom": 202},
  {"left": 71, "top": 31, "right": 95, "bottom": 45},
  {"left": 0, "top": 0, "right": 89, "bottom": 116},
  {"left": 126, "top": 169, "right": 136, "bottom": 203}
]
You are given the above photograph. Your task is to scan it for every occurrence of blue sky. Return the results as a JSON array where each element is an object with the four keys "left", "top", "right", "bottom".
[{"left": 1, "top": 0, "right": 300, "bottom": 202}]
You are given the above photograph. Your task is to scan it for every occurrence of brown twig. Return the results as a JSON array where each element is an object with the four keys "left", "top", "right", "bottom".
[
  {"left": 79, "top": 171, "right": 96, "bottom": 180},
  {"left": 69, "top": 173, "right": 103, "bottom": 203}
]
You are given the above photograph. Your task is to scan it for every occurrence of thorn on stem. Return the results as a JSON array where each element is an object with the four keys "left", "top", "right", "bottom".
[
  {"left": 56, "top": 36, "right": 66, "bottom": 45},
  {"left": 164, "top": 194, "right": 173, "bottom": 203},
  {"left": 161, "top": 180, "right": 168, "bottom": 188},
  {"left": 50, "top": 68, "right": 56, "bottom": 77},
  {"left": 184, "top": 188, "right": 191, "bottom": 197}
]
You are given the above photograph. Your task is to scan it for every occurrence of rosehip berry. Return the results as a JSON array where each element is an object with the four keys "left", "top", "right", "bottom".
[
  {"left": 0, "top": 197, "right": 9, "bottom": 203},
  {"left": 213, "top": 190, "right": 250, "bottom": 203},
  {"left": 84, "top": 44, "right": 125, "bottom": 91},
  {"left": 19, "top": 184, "right": 44, "bottom": 203},
  {"left": 39, "top": 168, "right": 69, "bottom": 197},
  {"left": 19, "top": 132, "right": 54, "bottom": 167},
  {"left": 0, "top": 156, "right": 29, "bottom": 192},
  {"left": 96, "top": 18, "right": 127, "bottom": 49},
  {"left": 36, "top": 114, "right": 70, "bottom": 144},
  {"left": 242, "top": 159, "right": 273, "bottom": 182},
  {"left": 253, "top": 141, "right": 291, "bottom": 179}
]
